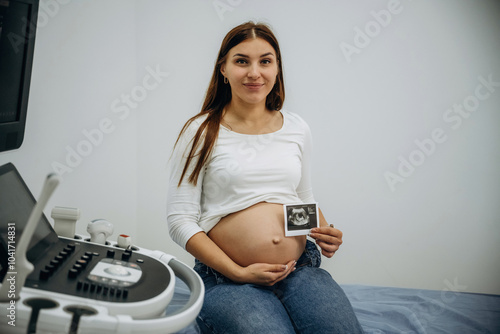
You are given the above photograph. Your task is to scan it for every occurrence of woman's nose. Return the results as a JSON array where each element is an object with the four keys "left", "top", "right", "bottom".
[{"left": 247, "top": 64, "right": 260, "bottom": 78}]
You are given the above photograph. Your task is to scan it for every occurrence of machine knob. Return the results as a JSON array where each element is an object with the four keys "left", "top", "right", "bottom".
[
  {"left": 76, "top": 259, "right": 88, "bottom": 269},
  {"left": 50, "top": 259, "right": 60, "bottom": 268},
  {"left": 45, "top": 264, "right": 56, "bottom": 274},
  {"left": 121, "top": 251, "right": 132, "bottom": 261},
  {"left": 39, "top": 269, "right": 50, "bottom": 280},
  {"left": 72, "top": 264, "right": 83, "bottom": 274},
  {"left": 68, "top": 269, "right": 78, "bottom": 279}
]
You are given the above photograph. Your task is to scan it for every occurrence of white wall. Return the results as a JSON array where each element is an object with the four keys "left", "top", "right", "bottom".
[
  {"left": 1, "top": 0, "right": 499, "bottom": 295},
  {"left": 0, "top": 0, "right": 139, "bottom": 243}
]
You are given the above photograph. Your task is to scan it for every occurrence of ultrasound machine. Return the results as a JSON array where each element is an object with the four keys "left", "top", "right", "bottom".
[
  {"left": 0, "top": 1, "right": 203, "bottom": 332},
  {"left": 0, "top": 162, "right": 204, "bottom": 333}
]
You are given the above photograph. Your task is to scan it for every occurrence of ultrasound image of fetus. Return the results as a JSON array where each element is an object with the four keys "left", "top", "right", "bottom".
[{"left": 288, "top": 208, "right": 310, "bottom": 226}]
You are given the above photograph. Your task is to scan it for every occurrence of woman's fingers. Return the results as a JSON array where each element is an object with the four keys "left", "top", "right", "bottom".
[
  {"left": 245, "top": 260, "right": 297, "bottom": 286},
  {"left": 309, "top": 226, "right": 343, "bottom": 257},
  {"left": 267, "top": 260, "right": 296, "bottom": 283},
  {"left": 316, "top": 240, "right": 338, "bottom": 257}
]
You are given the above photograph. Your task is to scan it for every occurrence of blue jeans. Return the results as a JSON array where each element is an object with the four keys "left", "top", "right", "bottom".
[{"left": 194, "top": 240, "right": 363, "bottom": 333}]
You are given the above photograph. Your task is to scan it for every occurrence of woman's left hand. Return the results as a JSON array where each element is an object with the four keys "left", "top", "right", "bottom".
[{"left": 309, "top": 225, "right": 343, "bottom": 258}]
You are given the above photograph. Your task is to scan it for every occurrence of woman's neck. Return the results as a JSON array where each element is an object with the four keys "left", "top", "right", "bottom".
[
  {"left": 223, "top": 100, "right": 281, "bottom": 134},
  {"left": 225, "top": 100, "right": 269, "bottom": 122}
]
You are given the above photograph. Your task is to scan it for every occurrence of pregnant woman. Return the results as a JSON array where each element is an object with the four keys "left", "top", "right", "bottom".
[{"left": 167, "top": 21, "right": 362, "bottom": 333}]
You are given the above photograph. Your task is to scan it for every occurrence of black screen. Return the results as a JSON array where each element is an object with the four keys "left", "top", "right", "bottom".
[
  {"left": 0, "top": 0, "right": 39, "bottom": 151},
  {"left": 0, "top": 163, "right": 59, "bottom": 281}
]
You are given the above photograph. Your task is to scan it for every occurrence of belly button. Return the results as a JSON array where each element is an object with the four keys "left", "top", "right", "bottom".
[{"left": 272, "top": 237, "right": 281, "bottom": 245}]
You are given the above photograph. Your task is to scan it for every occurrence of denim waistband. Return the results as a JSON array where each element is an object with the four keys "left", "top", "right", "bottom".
[{"left": 194, "top": 240, "right": 321, "bottom": 286}]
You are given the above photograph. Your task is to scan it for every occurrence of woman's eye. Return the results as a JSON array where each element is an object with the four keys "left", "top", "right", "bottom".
[
  {"left": 261, "top": 59, "right": 271, "bottom": 64},
  {"left": 235, "top": 58, "right": 247, "bottom": 64}
]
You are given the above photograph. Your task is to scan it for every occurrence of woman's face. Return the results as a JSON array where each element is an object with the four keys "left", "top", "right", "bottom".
[{"left": 221, "top": 38, "right": 279, "bottom": 108}]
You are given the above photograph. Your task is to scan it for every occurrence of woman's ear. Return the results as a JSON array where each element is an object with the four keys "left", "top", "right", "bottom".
[{"left": 220, "top": 64, "right": 226, "bottom": 77}]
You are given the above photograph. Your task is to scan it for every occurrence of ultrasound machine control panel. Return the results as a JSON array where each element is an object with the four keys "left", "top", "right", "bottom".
[{"left": 0, "top": 163, "right": 204, "bottom": 334}]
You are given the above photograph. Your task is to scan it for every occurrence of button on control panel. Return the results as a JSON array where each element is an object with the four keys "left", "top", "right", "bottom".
[{"left": 39, "top": 243, "right": 77, "bottom": 280}]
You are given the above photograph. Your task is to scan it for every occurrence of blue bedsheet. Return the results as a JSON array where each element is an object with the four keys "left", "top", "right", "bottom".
[
  {"left": 166, "top": 279, "right": 500, "bottom": 333},
  {"left": 343, "top": 284, "right": 500, "bottom": 334}
]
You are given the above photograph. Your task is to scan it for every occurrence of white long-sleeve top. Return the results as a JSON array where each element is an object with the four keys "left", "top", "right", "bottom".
[{"left": 166, "top": 110, "right": 315, "bottom": 249}]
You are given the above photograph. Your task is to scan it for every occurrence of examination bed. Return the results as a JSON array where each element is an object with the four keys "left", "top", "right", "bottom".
[{"left": 168, "top": 279, "right": 500, "bottom": 333}]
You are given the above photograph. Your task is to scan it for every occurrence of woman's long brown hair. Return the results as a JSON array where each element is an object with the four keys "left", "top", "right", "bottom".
[{"left": 174, "top": 22, "right": 285, "bottom": 186}]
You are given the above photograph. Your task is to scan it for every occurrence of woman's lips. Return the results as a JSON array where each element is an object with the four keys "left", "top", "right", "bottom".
[{"left": 244, "top": 83, "right": 264, "bottom": 90}]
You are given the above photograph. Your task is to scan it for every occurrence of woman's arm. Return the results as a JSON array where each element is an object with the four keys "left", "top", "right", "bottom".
[{"left": 186, "top": 231, "right": 296, "bottom": 286}]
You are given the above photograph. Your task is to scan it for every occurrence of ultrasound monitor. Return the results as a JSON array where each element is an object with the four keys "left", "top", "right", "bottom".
[
  {"left": 0, "top": 162, "right": 58, "bottom": 281},
  {"left": 0, "top": 0, "right": 40, "bottom": 152}
]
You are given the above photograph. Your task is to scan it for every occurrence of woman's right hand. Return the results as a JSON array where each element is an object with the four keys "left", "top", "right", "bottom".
[{"left": 233, "top": 260, "right": 297, "bottom": 286}]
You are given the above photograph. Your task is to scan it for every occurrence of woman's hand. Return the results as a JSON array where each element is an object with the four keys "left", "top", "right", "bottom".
[
  {"left": 309, "top": 225, "right": 343, "bottom": 258},
  {"left": 187, "top": 233, "right": 297, "bottom": 286},
  {"left": 233, "top": 260, "right": 296, "bottom": 286}
]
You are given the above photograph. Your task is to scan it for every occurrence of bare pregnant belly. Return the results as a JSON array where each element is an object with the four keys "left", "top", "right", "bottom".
[{"left": 208, "top": 202, "right": 307, "bottom": 267}]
